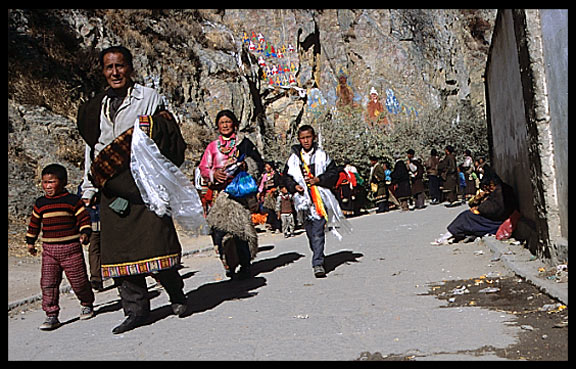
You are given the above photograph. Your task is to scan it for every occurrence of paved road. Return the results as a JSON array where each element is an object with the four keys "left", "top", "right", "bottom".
[{"left": 6, "top": 204, "right": 549, "bottom": 360}]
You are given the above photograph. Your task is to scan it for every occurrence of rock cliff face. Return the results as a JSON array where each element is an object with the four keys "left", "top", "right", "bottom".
[{"left": 8, "top": 9, "right": 495, "bottom": 235}]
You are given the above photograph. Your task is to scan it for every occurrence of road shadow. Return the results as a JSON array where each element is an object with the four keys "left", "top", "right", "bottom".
[
  {"left": 85, "top": 250, "right": 350, "bottom": 331},
  {"left": 177, "top": 276, "right": 267, "bottom": 318},
  {"left": 67, "top": 250, "right": 357, "bottom": 331},
  {"left": 324, "top": 250, "right": 363, "bottom": 275},
  {"left": 94, "top": 277, "right": 266, "bottom": 332},
  {"left": 145, "top": 251, "right": 304, "bottom": 324},
  {"left": 251, "top": 251, "right": 304, "bottom": 276},
  {"left": 91, "top": 250, "right": 304, "bottom": 330},
  {"left": 258, "top": 244, "right": 275, "bottom": 252}
]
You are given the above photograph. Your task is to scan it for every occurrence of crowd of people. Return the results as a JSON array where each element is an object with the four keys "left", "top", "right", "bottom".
[
  {"left": 366, "top": 147, "right": 493, "bottom": 214},
  {"left": 209, "top": 144, "right": 494, "bottom": 238},
  {"left": 24, "top": 45, "right": 519, "bottom": 335}
]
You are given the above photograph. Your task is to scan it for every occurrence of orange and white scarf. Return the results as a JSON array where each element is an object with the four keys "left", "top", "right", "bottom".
[
  {"left": 286, "top": 148, "right": 352, "bottom": 240},
  {"left": 300, "top": 152, "right": 328, "bottom": 220}
]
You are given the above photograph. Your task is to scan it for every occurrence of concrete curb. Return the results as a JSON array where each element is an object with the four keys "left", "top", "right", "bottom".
[{"left": 481, "top": 236, "right": 568, "bottom": 305}]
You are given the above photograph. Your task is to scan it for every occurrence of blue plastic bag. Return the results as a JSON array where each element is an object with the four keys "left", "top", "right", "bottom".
[{"left": 224, "top": 171, "right": 258, "bottom": 198}]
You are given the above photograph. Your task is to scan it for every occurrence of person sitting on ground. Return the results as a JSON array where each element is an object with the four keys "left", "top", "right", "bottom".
[{"left": 431, "top": 168, "right": 518, "bottom": 245}]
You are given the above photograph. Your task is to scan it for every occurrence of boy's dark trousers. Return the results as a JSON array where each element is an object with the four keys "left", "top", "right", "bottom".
[
  {"left": 303, "top": 217, "right": 327, "bottom": 267},
  {"left": 114, "top": 268, "right": 186, "bottom": 318}
]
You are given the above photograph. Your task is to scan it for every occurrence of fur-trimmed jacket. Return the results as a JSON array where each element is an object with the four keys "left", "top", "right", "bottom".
[{"left": 202, "top": 135, "right": 264, "bottom": 266}]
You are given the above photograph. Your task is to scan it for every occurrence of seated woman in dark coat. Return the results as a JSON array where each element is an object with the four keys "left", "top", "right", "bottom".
[{"left": 432, "top": 168, "right": 517, "bottom": 245}]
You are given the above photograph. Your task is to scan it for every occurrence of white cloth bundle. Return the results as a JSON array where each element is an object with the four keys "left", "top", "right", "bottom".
[
  {"left": 130, "top": 119, "right": 209, "bottom": 236},
  {"left": 286, "top": 149, "right": 352, "bottom": 240}
]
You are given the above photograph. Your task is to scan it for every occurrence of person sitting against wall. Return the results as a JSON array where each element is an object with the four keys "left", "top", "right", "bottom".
[{"left": 431, "top": 168, "right": 518, "bottom": 245}]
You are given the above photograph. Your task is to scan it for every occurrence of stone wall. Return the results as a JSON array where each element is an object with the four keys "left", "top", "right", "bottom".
[{"left": 8, "top": 9, "right": 496, "bottom": 240}]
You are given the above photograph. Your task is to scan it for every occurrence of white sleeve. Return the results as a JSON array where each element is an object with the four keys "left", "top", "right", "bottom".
[{"left": 80, "top": 144, "right": 98, "bottom": 200}]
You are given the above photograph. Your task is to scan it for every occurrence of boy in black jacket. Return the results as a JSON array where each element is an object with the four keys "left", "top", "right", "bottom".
[{"left": 282, "top": 125, "right": 342, "bottom": 278}]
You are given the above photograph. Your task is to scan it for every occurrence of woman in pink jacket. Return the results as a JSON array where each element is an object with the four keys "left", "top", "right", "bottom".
[{"left": 199, "top": 110, "right": 264, "bottom": 280}]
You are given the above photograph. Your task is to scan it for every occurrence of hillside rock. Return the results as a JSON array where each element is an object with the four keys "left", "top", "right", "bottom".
[{"left": 8, "top": 9, "right": 496, "bottom": 234}]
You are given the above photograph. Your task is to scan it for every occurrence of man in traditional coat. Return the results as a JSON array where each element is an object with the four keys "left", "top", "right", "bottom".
[
  {"left": 391, "top": 155, "right": 412, "bottom": 211},
  {"left": 438, "top": 145, "right": 459, "bottom": 207},
  {"left": 77, "top": 46, "right": 189, "bottom": 334},
  {"left": 406, "top": 149, "right": 426, "bottom": 209},
  {"left": 369, "top": 156, "right": 388, "bottom": 213}
]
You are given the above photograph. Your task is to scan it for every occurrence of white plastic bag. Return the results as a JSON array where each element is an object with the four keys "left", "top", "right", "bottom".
[{"left": 130, "top": 120, "right": 209, "bottom": 236}]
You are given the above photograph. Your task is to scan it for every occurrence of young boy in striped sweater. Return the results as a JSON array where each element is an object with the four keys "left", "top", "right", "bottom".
[{"left": 26, "top": 164, "right": 95, "bottom": 330}]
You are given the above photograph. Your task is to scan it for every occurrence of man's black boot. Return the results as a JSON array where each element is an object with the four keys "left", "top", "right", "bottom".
[{"left": 112, "top": 315, "right": 147, "bottom": 334}]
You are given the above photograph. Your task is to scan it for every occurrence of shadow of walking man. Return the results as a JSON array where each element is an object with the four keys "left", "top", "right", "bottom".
[
  {"left": 174, "top": 251, "right": 304, "bottom": 320},
  {"left": 324, "top": 250, "right": 363, "bottom": 275}
]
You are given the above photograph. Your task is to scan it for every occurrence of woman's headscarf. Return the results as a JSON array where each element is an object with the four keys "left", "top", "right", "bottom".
[{"left": 480, "top": 166, "right": 501, "bottom": 189}]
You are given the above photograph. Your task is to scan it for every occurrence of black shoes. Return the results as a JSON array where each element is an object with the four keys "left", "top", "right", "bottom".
[
  {"left": 228, "top": 266, "right": 252, "bottom": 280},
  {"left": 171, "top": 302, "right": 187, "bottom": 317},
  {"left": 112, "top": 315, "right": 147, "bottom": 334},
  {"left": 112, "top": 301, "right": 188, "bottom": 334},
  {"left": 91, "top": 280, "right": 104, "bottom": 292},
  {"left": 237, "top": 266, "right": 252, "bottom": 280},
  {"left": 313, "top": 265, "right": 326, "bottom": 278}
]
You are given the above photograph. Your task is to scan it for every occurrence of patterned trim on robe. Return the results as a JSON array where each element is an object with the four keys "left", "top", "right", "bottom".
[{"left": 101, "top": 253, "right": 181, "bottom": 278}]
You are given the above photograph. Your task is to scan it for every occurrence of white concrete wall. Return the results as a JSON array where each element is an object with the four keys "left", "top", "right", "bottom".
[
  {"left": 485, "top": 9, "right": 568, "bottom": 263},
  {"left": 540, "top": 9, "right": 568, "bottom": 240},
  {"left": 485, "top": 10, "right": 535, "bottom": 222}
]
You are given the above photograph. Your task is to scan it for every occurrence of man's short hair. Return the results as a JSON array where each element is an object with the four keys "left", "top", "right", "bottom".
[
  {"left": 42, "top": 163, "right": 68, "bottom": 185},
  {"left": 297, "top": 124, "right": 315, "bottom": 136},
  {"left": 99, "top": 45, "right": 134, "bottom": 69}
]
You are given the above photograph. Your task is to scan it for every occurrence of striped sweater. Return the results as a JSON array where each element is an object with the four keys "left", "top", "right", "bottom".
[{"left": 26, "top": 191, "right": 92, "bottom": 245}]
